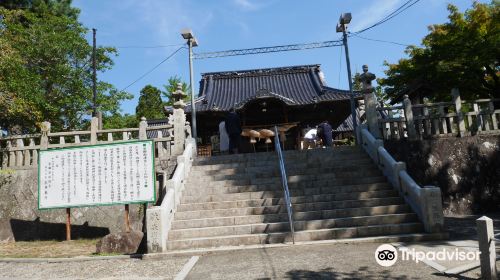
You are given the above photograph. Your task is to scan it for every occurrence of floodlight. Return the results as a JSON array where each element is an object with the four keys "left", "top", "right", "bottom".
[{"left": 339, "top": 13, "right": 352, "bottom": 24}]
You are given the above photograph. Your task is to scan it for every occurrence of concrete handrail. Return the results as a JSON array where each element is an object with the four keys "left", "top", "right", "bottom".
[
  {"left": 358, "top": 126, "right": 444, "bottom": 233},
  {"left": 146, "top": 137, "right": 195, "bottom": 253}
]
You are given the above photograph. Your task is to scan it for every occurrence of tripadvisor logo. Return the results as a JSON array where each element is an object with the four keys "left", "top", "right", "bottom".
[
  {"left": 375, "top": 244, "right": 398, "bottom": 267},
  {"left": 375, "top": 243, "right": 481, "bottom": 267}
]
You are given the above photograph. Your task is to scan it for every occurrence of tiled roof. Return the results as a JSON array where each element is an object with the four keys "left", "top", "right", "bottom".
[
  {"left": 167, "top": 64, "right": 360, "bottom": 113},
  {"left": 146, "top": 118, "right": 171, "bottom": 139},
  {"left": 333, "top": 108, "right": 362, "bottom": 132}
]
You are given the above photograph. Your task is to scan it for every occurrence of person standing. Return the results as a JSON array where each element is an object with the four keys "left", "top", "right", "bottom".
[
  {"left": 317, "top": 120, "right": 333, "bottom": 148},
  {"left": 225, "top": 108, "right": 242, "bottom": 154},
  {"left": 218, "top": 120, "right": 229, "bottom": 154},
  {"left": 303, "top": 126, "right": 318, "bottom": 149}
]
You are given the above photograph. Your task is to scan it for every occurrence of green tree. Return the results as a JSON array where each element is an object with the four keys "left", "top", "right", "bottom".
[
  {"left": 0, "top": 3, "right": 132, "bottom": 132},
  {"left": 379, "top": 1, "right": 500, "bottom": 101},
  {"left": 162, "top": 76, "right": 190, "bottom": 106},
  {"left": 1, "top": 0, "right": 80, "bottom": 19},
  {"left": 135, "top": 85, "right": 164, "bottom": 120},
  {"left": 103, "top": 113, "right": 137, "bottom": 129}
]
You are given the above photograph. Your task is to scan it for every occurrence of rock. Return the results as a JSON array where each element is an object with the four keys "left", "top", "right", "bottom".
[{"left": 96, "top": 231, "right": 144, "bottom": 254}]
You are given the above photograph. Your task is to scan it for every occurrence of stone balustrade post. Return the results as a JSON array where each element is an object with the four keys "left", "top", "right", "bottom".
[
  {"left": 403, "top": 95, "right": 417, "bottom": 140},
  {"left": 452, "top": 88, "right": 466, "bottom": 137},
  {"left": 40, "top": 121, "right": 51, "bottom": 150},
  {"left": 421, "top": 186, "right": 444, "bottom": 233},
  {"left": 171, "top": 83, "right": 187, "bottom": 156},
  {"left": 139, "top": 117, "right": 148, "bottom": 140},
  {"left": 90, "top": 117, "right": 98, "bottom": 144},
  {"left": 392, "top": 161, "right": 406, "bottom": 191},
  {"left": 364, "top": 92, "right": 381, "bottom": 139},
  {"left": 29, "top": 138, "right": 36, "bottom": 166},
  {"left": 7, "top": 141, "right": 15, "bottom": 167},
  {"left": 15, "top": 139, "right": 24, "bottom": 167},
  {"left": 476, "top": 216, "right": 497, "bottom": 280}
]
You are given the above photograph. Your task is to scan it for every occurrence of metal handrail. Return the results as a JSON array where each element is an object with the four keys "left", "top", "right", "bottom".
[{"left": 273, "top": 126, "right": 295, "bottom": 244}]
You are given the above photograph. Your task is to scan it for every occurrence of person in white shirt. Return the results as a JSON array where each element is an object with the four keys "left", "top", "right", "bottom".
[
  {"left": 219, "top": 121, "right": 229, "bottom": 154},
  {"left": 303, "top": 127, "right": 318, "bottom": 149}
]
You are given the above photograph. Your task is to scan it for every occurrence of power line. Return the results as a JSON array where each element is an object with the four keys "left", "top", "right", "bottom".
[
  {"left": 349, "top": 33, "right": 412, "bottom": 47},
  {"left": 193, "top": 39, "right": 343, "bottom": 59},
  {"left": 115, "top": 43, "right": 185, "bottom": 49},
  {"left": 353, "top": 0, "right": 421, "bottom": 34},
  {"left": 121, "top": 46, "right": 185, "bottom": 91}
]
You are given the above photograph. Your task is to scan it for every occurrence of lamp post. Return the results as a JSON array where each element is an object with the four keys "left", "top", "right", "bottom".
[
  {"left": 336, "top": 13, "right": 358, "bottom": 144},
  {"left": 181, "top": 29, "right": 199, "bottom": 140}
]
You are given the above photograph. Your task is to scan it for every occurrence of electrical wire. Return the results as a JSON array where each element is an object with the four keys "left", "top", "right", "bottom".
[
  {"left": 349, "top": 33, "right": 412, "bottom": 47},
  {"left": 353, "top": 0, "right": 421, "bottom": 34},
  {"left": 121, "top": 46, "right": 185, "bottom": 91},
  {"left": 115, "top": 43, "right": 185, "bottom": 49}
]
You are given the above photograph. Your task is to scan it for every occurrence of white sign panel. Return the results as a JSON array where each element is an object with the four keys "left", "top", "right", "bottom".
[{"left": 38, "top": 140, "right": 155, "bottom": 209}]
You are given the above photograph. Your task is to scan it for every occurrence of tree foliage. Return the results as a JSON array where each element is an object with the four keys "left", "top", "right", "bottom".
[
  {"left": 102, "top": 113, "right": 137, "bottom": 129},
  {"left": 162, "top": 76, "right": 190, "bottom": 106},
  {"left": 136, "top": 85, "right": 164, "bottom": 120},
  {"left": 379, "top": 1, "right": 500, "bottom": 101},
  {"left": 0, "top": 1, "right": 132, "bottom": 132}
]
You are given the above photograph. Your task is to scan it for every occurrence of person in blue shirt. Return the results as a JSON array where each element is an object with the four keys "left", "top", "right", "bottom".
[{"left": 317, "top": 120, "right": 333, "bottom": 148}]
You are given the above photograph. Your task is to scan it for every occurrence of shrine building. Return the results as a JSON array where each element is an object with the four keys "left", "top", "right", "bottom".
[{"left": 164, "top": 64, "right": 361, "bottom": 154}]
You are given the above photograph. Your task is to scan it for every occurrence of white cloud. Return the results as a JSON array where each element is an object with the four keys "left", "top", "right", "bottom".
[
  {"left": 234, "top": 0, "right": 258, "bottom": 10},
  {"left": 350, "top": 0, "right": 402, "bottom": 32},
  {"left": 233, "top": 0, "right": 275, "bottom": 11},
  {"left": 131, "top": 0, "right": 214, "bottom": 45}
]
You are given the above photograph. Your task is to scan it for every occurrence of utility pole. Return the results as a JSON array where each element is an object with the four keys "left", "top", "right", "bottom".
[
  {"left": 337, "top": 13, "right": 358, "bottom": 144},
  {"left": 181, "top": 29, "right": 198, "bottom": 140},
  {"left": 92, "top": 28, "right": 97, "bottom": 118},
  {"left": 92, "top": 28, "right": 102, "bottom": 129}
]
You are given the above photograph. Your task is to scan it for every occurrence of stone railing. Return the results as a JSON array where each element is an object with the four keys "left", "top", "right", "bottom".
[
  {"left": 358, "top": 125, "right": 444, "bottom": 233},
  {"left": 0, "top": 116, "right": 191, "bottom": 171},
  {"left": 146, "top": 138, "right": 195, "bottom": 253},
  {"left": 371, "top": 89, "right": 500, "bottom": 140}
]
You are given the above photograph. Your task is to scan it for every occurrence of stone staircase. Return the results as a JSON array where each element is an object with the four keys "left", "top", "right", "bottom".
[{"left": 167, "top": 147, "right": 438, "bottom": 251}]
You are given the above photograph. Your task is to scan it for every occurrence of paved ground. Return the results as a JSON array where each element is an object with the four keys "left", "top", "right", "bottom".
[
  {"left": 187, "top": 243, "right": 447, "bottom": 280},
  {"left": 0, "top": 256, "right": 190, "bottom": 280},
  {"left": 0, "top": 213, "right": 498, "bottom": 279}
]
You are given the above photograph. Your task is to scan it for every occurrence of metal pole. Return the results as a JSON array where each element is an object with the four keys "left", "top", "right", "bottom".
[
  {"left": 92, "top": 28, "right": 97, "bottom": 118},
  {"left": 188, "top": 39, "right": 197, "bottom": 140},
  {"left": 342, "top": 25, "right": 358, "bottom": 144}
]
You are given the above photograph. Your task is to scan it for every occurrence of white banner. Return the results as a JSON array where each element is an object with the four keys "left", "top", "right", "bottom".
[{"left": 38, "top": 140, "right": 155, "bottom": 209}]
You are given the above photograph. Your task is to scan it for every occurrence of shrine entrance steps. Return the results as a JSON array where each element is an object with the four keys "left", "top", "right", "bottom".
[{"left": 167, "top": 146, "right": 445, "bottom": 251}]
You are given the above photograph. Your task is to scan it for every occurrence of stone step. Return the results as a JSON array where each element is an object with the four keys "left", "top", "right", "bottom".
[
  {"left": 175, "top": 195, "right": 405, "bottom": 220},
  {"left": 185, "top": 175, "right": 388, "bottom": 189},
  {"left": 183, "top": 181, "right": 391, "bottom": 197},
  {"left": 166, "top": 222, "right": 424, "bottom": 250},
  {"left": 193, "top": 148, "right": 365, "bottom": 165},
  {"left": 169, "top": 213, "right": 419, "bottom": 240},
  {"left": 181, "top": 185, "right": 397, "bottom": 204},
  {"left": 188, "top": 168, "right": 382, "bottom": 184},
  {"left": 192, "top": 156, "right": 371, "bottom": 171},
  {"left": 177, "top": 196, "right": 404, "bottom": 212},
  {"left": 191, "top": 163, "right": 378, "bottom": 177},
  {"left": 172, "top": 204, "right": 411, "bottom": 229}
]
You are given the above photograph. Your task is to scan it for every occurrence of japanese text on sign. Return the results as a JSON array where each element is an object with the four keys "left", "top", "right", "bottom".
[{"left": 38, "top": 140, "right": 155, "bottom": 209}]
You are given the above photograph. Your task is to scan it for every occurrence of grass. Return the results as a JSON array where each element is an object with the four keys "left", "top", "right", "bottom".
[{"left": 0, "top": 238, "right": 100, "bottom": 258}]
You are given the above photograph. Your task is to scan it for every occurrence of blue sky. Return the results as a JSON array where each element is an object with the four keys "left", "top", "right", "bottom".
[{"left": 73, "top": 0, "right": 484, "bottom": 115}]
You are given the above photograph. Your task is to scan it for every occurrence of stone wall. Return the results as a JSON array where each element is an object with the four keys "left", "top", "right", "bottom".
[
  {"left": 0, "top": 168, "right": 144, "bottom": 242},
  {"left": 384, "top": 135, "right": 500, "bottom": 215}
]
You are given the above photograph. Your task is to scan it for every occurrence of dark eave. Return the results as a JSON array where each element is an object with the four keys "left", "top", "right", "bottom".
[{"left": 165, "top": 64, "right": 360, "bottom": 114}]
